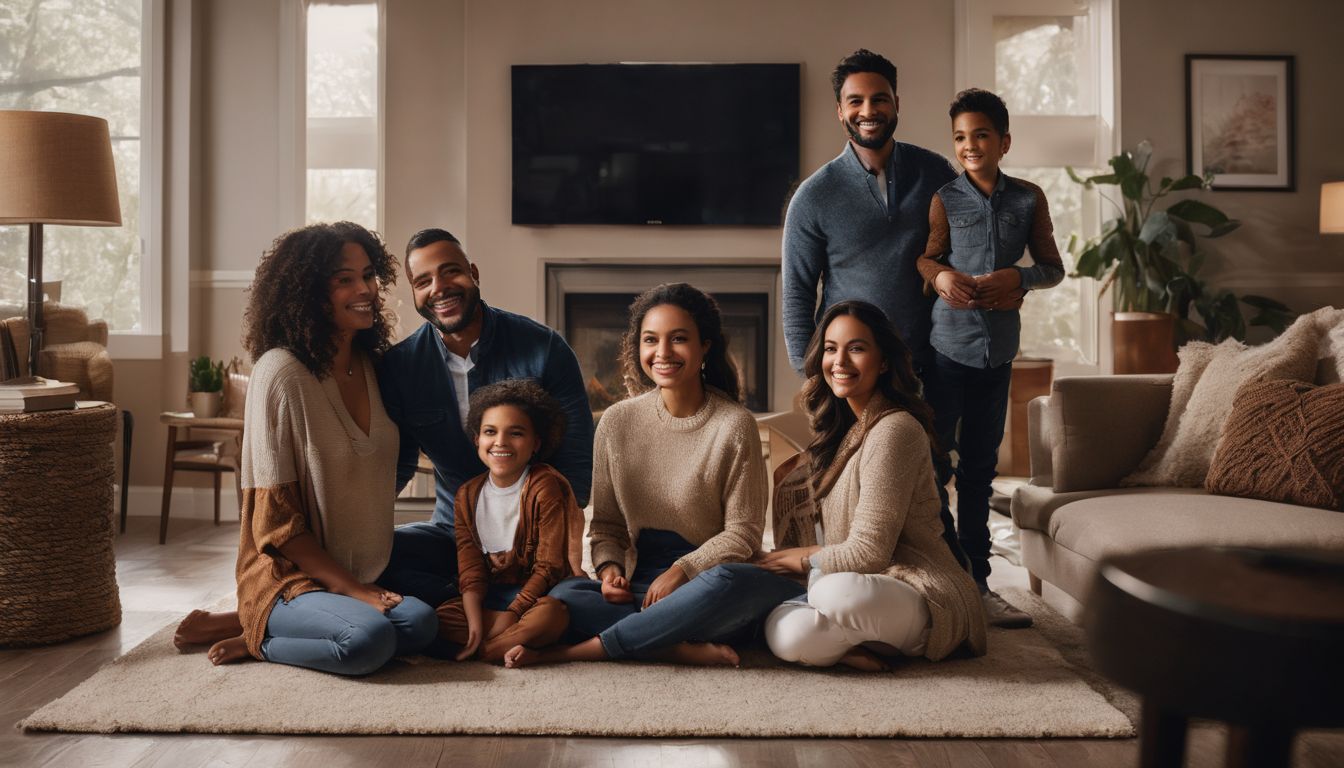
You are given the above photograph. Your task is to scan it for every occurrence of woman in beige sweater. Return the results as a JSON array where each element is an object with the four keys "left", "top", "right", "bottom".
[
  {"left": 172, "top": 222, "right": 437, "bottom": 674},
  {"left": 505, "top": 283, "right": 806, "bottom": 668},
  {"left": 758, "top": 300, "right": 987, "bottom": 670}
]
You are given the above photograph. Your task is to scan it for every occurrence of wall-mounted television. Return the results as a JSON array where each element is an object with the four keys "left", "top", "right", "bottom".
[{"left": 512, "top": 63, "right": 800, "bottom": 226}]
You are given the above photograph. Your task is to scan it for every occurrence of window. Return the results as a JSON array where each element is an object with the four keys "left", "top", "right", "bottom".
[
  {"left": 304, "top": 1, "right": 380, "bottom": 228},
  {"left": 956, "top": 0, "right": 1116, "bottom": 367},
  {"left": 0, "top": 0, "right": 156, "bottom": 334}
]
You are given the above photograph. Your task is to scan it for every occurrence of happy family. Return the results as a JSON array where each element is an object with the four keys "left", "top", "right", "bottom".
[{"left": 173, "top": 49, "right": 1065, "bottom": 676}]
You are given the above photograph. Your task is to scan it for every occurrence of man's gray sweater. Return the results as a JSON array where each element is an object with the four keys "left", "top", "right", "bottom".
[{"left": 782, "top": 141, "right": 956, "bottom": 371}]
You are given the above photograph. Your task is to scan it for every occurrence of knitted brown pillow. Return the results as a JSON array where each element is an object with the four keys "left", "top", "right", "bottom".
[{"left": 1206, "top": 379, "right": 1344, "bottom": 510}]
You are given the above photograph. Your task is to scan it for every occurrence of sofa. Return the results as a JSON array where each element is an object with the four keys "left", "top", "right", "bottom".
[{"left": 1011, "top": 348, "right": 1344, "bottom": 606}]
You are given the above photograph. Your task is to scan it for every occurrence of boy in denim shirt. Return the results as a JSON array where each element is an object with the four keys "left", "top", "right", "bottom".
[{"left": 916, "top": 88, "right": 1064, "bottom": 628}]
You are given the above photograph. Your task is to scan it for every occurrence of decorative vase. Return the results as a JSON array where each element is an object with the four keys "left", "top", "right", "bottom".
[
  {"left": 1112, "top": 312, "right": 1180, "bottom": 375},
  {"left": 189, "top": 390, "right": 223, "bottom": 418}
]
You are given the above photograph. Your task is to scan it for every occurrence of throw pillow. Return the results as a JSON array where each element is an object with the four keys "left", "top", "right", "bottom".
[
  {"left": 1206, "top": 378, "right": 1344, "bottom": 510},
  {"left": 1123, "top": 310, "right": 1324, "bottom": 488},
  {"left": 1318, "top": 308, "right": 1344, "bottom": 385}
]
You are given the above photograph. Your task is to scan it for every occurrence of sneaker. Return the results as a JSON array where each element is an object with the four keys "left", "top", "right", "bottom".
[{"left": 980, "top": 588, "right": 1033, "bottom": 629}]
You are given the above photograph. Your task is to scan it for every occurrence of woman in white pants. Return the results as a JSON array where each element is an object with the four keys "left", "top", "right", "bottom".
[{"left": 755, "top": 300, "right": 988, "bottom": 671}]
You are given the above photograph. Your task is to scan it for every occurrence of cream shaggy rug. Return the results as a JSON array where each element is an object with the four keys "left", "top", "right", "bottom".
[{"left": 22, "top": 588, "right": 1134, "bottom": 738}]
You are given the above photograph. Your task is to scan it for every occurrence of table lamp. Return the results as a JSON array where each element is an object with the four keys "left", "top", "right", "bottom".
[
  {"left": 0, "top": 110, "right": 121, "bottom": 383},
  {"left": 1323, "top": 182, "right": 1344, "bottom": 234}
]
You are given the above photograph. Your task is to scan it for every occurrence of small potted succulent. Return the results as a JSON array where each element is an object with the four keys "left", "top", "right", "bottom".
[{"left": 188, "top": 356, "right": 225, "bottom": 417}]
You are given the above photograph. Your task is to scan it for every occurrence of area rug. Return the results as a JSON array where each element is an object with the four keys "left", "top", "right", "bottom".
[{"left": 22, "top": 588, "right": 1135, "bottom": 738}]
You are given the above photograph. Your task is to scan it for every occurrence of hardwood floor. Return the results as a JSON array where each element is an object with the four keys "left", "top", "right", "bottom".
[{"left": 2, "top": 516, "right": 1341, "bottom": 768}]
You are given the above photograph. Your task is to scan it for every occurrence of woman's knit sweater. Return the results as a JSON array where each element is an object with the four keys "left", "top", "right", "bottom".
[{"left": 589, "top": 388, "right": 765, "bottom": 579}]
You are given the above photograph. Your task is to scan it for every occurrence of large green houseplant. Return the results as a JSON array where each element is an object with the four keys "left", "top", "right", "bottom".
[{"left": 1068, "top": 141, "right": 1293, "bottom": 348}]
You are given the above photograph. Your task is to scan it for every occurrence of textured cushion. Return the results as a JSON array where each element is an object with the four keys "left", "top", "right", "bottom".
[
  {"left": 1124, "top": 310, "right": 1326, "bottom": 488},
  {"left": 1206, "top": 378, "right": 1344, "bottom": 511}
]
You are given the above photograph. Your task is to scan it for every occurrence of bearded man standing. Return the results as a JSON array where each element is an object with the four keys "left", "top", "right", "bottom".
[{"left": 376, "top": 228, "right": 593, "bottom": 608}]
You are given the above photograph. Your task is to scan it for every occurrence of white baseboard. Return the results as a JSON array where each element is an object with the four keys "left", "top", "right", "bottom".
[{"left": 117, "top": 484, "right": 242, "bottom": 522}]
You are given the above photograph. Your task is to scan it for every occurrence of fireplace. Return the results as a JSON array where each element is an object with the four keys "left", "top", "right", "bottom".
[{"left": 545, "top": 263, "right": 780, "bottom": 413}]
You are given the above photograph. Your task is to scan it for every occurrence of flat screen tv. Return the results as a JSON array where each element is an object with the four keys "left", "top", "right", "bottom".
[{"left": 512, "top": 63, "right": 800, "bottom": 226}]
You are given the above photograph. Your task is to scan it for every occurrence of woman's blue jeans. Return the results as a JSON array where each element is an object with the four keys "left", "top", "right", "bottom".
[
  {"left": 549, "top": 529, "right": 806, "bottom": 660},
  {"left": 260, "top": 590, "right": 438, "bottom": 676}
]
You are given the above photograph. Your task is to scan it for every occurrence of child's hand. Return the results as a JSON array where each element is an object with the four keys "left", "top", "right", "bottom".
[
  {"left": 457, "top": 619, "right": 482, "bottom": 661},
  {"left": 642, "top": 564, "right": 689, "bottom": 609},
  {"left": 599, "top": 564, "right": 634, "bottom": 604},
  {"left": 486, "top": 610, "right": 519, "bottom": 639},
  {"left": 934, "top": 270, "right": 979, "bottom": 309},
  {"left": 973, "top": 269, "right": 1022, "bottom": 307},
  {"left": 349, "top": 583, "right": 402, "bottom": 614}
]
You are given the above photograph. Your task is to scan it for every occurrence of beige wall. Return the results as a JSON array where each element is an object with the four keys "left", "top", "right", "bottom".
[
  {"left": 120, "top": 0, "right": 1343, "bottom": 507},
  {"left": 1120, "top": 0, "right": 1344, "bottom": 330}
]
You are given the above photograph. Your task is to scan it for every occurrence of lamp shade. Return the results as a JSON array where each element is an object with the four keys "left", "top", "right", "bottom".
[
  {"left": 1323, "top": 182, "right": 1344, "bottom": 235},
  {"left": 0, "top": 110, "right": 121, "bottom": 226}
]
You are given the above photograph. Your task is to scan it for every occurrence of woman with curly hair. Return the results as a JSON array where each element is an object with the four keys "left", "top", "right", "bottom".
[
  {"left": 505, "top": 283, "right": 805, "bottom": 668},
  {"left": 758, "top": 300, "right": 986, "bottom": 671},
  {"left": 173, "top": 221, "right": 437, "bottom": 675}
]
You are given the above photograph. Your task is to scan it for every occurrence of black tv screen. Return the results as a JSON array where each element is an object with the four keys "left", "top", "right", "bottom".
[{"left": 512, "top": 63, "right": 800, "bottom": 226}]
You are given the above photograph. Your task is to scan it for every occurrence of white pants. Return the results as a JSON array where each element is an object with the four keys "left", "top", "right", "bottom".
[{"left": 764, "top": 571, "right": 931, "bottom": 667}]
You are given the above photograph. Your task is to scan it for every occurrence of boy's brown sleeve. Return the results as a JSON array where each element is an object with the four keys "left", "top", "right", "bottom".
[
  {"left": 917, "top": 194, "right": 954, "bottom": 293},
  {"left": 1023, "top": 186, "right": 1065, "bottom": 289}
]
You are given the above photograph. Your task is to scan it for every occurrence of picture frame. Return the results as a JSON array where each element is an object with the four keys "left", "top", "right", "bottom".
[{"left": 1185, "top": 54, "right": 1295, "bottom": 191}]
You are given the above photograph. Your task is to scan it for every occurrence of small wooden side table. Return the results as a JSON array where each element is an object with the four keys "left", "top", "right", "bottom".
[
  {"left": 0, "top": 402, "right": 121, "bottom": 645},
  {"left": 158, "top": 410, "right": 244, "bottom": 544},
  {"left": 1086, "top": 547, "right": 1344, "bottom": 768}
]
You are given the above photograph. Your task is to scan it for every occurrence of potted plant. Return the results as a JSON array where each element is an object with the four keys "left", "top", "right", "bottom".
[
  {"left": 1068, "top": 141, "right": 1293, "bottom": 373},
  {"left": 188, "top": 356, "right": 225, "bottom": 417}
]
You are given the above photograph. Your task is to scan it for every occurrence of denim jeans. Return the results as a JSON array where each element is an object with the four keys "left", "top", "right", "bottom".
[
  {"left": 549, "top": 529, "right": 806, "bottom": 659},
  {"left": 260, "top": 590, "right": 438, "bottom": 676},
  {"left": 377, "top": 521, "right": 460, "bottom": 608},
  {"left": 922, "top": 351, "right": 1013, "bottom": 586}
]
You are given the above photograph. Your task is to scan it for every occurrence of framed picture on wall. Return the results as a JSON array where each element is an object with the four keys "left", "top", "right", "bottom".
[{"left": 1185, "top": 54, "right": 1295, "bottom": 191}]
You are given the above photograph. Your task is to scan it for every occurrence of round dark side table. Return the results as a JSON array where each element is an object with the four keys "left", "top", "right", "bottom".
[{"left": 1086, "top": 547, "right": 1344, "bottom": 768}]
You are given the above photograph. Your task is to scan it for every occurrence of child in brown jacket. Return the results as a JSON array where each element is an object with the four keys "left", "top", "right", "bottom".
[{"left": 436, "top": 379, "right": 583, "bottom": 663}]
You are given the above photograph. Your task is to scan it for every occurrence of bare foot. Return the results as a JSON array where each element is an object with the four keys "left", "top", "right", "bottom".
[
  {"left": 503, "top": 645, "right": 539, "bottom": 669},
  {"left": 837, "top": 646, "right": 891, "bottom": 672},
  {"left": 658, "top": 642, "right": 740, "bottom": 667},
  {"left": 206, "top": 635, "right": 250, "bottom": 666},
  {"left": 174, "top": 609, "right": 243, "bottom": 650}
]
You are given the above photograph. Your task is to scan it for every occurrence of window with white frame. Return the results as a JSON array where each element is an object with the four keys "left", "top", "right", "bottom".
[
  {"left": 304, "top": 1, "right": 380, "bottom": 228},
  {"left": 0, "top": 0, "right": 156, "bottom": 333},
  {"left": 956, "top": 0, "right": 1116, "bottom": 366}
]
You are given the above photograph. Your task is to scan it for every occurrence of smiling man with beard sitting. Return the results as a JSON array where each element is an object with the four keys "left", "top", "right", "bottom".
[{"left": 375, "top": 229, "right": 593, "bottom": 611}]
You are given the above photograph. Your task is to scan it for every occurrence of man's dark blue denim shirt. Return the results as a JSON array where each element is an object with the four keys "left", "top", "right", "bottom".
[
  {"left": 929, "top": 171, "right": 1064, "bottom": 369},
  {"left": 377, "top": 302, "right": 594, "bottom": 532}
]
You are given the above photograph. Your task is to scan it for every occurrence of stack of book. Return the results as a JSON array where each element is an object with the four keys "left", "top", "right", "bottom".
[{"left": 0, "top": 377, "right": 79, "bottom": 413}]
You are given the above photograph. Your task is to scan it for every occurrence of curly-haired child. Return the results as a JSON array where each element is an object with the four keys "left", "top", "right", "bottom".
[{"left": 436, "top": 379, "right": 583, "bottom": 663}]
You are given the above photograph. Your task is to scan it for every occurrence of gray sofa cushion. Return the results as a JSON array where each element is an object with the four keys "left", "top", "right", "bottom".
[{"left": 1047, "top": 490, "right": 1344, "bottom": 566}]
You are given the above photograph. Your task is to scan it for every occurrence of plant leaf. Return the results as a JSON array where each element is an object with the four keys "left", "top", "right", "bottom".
[
  {"left": 1208, "top": 220, "right": 1242, "bottom": 237},
  {"left": 1120, "top": 172, "right": 1148, "bottom": 201},
  {"left": 1133, "top": 140, "right": 1153, "bottom": 172},
  {"left": 1167, "top": 174, "right": 1206, "bottom": 191},
  {"left": 1166, "top": 198, "right": 1231, "bottom": 231}
]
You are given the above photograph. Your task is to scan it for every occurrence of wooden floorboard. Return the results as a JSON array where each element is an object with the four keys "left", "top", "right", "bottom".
[{"left": 4, "top": 516, "right": 1343, "bottom": 767}]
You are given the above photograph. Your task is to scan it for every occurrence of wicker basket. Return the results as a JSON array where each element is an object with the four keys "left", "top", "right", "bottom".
[{"left": 0, "top": 403, "right": 121, "bottom": 646}]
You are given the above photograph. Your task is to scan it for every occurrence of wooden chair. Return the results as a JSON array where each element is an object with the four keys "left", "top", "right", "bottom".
[{"left": 157, "top": 360, "right": 248, "bottom": 544}]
